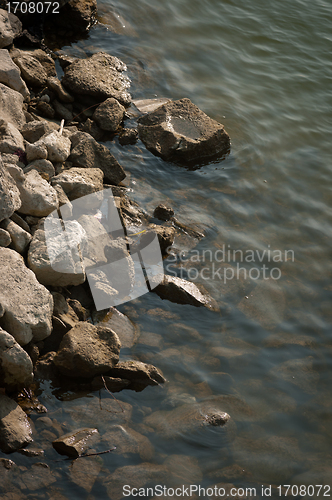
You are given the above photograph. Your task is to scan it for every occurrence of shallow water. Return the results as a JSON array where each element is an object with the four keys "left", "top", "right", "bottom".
[{"left": 3, "top": 0, "right": 332, "bottom": 497}]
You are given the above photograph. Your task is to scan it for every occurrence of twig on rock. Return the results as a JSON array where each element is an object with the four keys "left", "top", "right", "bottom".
[{"left": 100, "top": 375, "right": 125, "bottom": 413}]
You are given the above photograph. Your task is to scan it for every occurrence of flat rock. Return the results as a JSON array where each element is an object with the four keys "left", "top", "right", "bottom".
[
  {"left": 54, "top": 322, "right": 121, "bottom": 378},
  {"left": 27, "top": 218, "right": 87, "bottom": 287},
  {"left": 0, "top": 247, "right": 53, "bottom": 345},
  {"left": 0, "top": 119, "right": 24, "bottom": 154},
  {"left": 0, "top": 9, "right": 22, "bottom": 48},
  {"left": 62, "top": 52, "right": 131, "bottom": 105},
  {"left": 69, "top": 131, "right": 125, "bottom": 185},
  {"left": 92, "top": 307, "right": 137, "bottom": 348},
  {"left": 0, "top": 218, "right": 31, "bottom": 253},
  {"left": 0, "top": 156, "right": 21, "bottom": 222},
  {"left": 92, "top": 97, "right": 125, "bottom": 132},
  {"left": 164, "top": 454, "right": 203, "bottom": 486},
  {"left": 69, "top": 455, "right": 102, "bottom": 493},
  {"left": 51, "top": 167, "right": 104, "bottom": 202},
  {"left": 0, "top": 327, "right": 33, "bottom": 390},
  {"left": 52, "top": 428, "right": 100, "bottom": 458},
  {"left": 20, "top": 120, "right": 54, "bottom": 143},
  {"left": 0, "top": 49, "right": 29, "bottom": 98},
  {"left": 24, "top": 159, "right": 55, "bottom": 180},
  {"left": 107, "top": 360, "right": 166, "bottom": 390},
  {"left": 102, "top": 424, "right": 154, "bottom": 460},
  {"left": 151, "top": 274, "right": 219, "bottom": 311},
  {"left": 16, "top": 169, "right": 59, "bottom": 217},
  {"left": 14, "top": 54, "right": 48, "bottom": 87},
  {"left": 0, "top": 394, "right": 33, "bottom": 453},
  {"left": 0, "top": 83, "right": 25, "bottom": 129},
  {"left": 138, "top": 98, "right": 230, "bottom": 164}
]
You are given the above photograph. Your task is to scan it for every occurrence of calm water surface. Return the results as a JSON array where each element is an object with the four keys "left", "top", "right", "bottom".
[{"left": 4, "top": 0, "right": 332, "bottom": 497}]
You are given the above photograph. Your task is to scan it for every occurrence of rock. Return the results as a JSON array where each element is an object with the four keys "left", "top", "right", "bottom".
[
  {"left": 0, "top": 9, "right": 22, "bottom": 48},
  {"left": 24, "top": 159, "right": 55, "bottom": 180},
  {"left": 46, "top": 76, "right": 74, "bottom": 103},
  {"left": 0, "top": 328, "right": 33, "bottom": 390},
  {"left": 10, "top": 212, "right": 31, "bottom": 233},
  {"left": 0, "top": 218, "right": 31, "bottom": 253},
  {"left": 0, "top": 247, "right": 53, "bottom": 345},
  {"left": 41, "top": 131, "right": 71, "bottom": 163},
  {"left": 85, "top": 268, "right": 119, "bottom": 309},
  {"left": 36, "top": 100, "right": 55, "bottom": 118},
  {"left": 270, "top": 356, "right": 319, "bottom": 395},
  {"left": 92, "top": 97, "right": 125, "bottom": 132},
  {"left": 25, "top": 49, "right": 56, "bottom": 78},
  {"left": 0, "top": 394, "right": 33, "bottom": 453},
  {"left": 52, "top": 292, "right": 79, "bottom": 329},
  {"left": 118, "top": 127, "right": 138, "bottom": 145},
  {"left": 107, "top": 360, "right": 166, "bottom": 390},
  {"left": 151, "top": 274, "right": 219, "bottom": 311},
  {"left": 138, "top": 98, "right": 230, "bottom": 164},
  {"left": 27, "top": 218, "right": 87, "bottom": 287},
  {"left": 0, "top": 227, "right": 11, "bottom": 246},
  {"left": 164, "top": 454, "right": 203, "bottom": 486},
  {"left": 20, "top": 120, "right": 54, "bottom": 143},
  {"left": 53, "top": 99, "right": 74, "bottom": 121},
  {"left": 79, "top": 117, "right": 104, "bottom": 141},
  {"left": 15, "top": 169, "right": 59, "bottom": 216},
  {"left": 13, "top": 54, "right": 48, "bottom": 87},
  {"left": 0, "top": 119, "right": 24, "bottom": 154},
  {"left": 62, "top": 52, "right": 131, "bottom": 105},
  {"left": 51, "top": 167, "right": 104, "bottom": 202},
  {"left": 53, "top": 183, "right": 72, "bottom": 217},
  {"left": 91, "top": 375, "right": 130, "bottom": 392},
  {"left": 19, "top": 463, "right": 56, "bottom": 490},
  {"left": 69, "top": 131, "right": 126, "bottom": 185},
  {"left": 25, "top": 141, "right": 48, "bottom": 162},
  {"left": 0, "top": 83, "right": 25, "bottom": 129},
  {"left": 92, "top": 307, "right": 137, "bottom": 348},
  {"left": 76, "top": 213, "right": 109, "bottom": 267},
  {"left": 69, "top": 455, "right": 102, "bottom": 493},
  {"left": 132, "top": 97, "right": 171, "bottom": 113},
  {"left": 102, "top": 425, "right": 154, "bottom": 460},
  {"left": 0, "top": 156, "right": 21, "bottom": 222},
  {"left": 0, "top": 49, "right": 29, "bottom": 98},
  {"left": 54, "top": 322, "right": 121, "bottom": 378},
  {"left": 153, "top": 203, "right": 174, "bottom": 221},
  {"left": 52, "top": 428, "right": 100, "bottom": 458},
  {"left": 147, "top": 224, "right": 175, "bottom": 255}
]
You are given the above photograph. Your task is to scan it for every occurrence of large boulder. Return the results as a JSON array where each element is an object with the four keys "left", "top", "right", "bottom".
[
  {"left": 0, "top": 119, "right": 24, "bottom": 154},
  {"left": 0, "top": 83, "right": 25, "bottom": 129},
  {"left": 45, "top": 0, "right": 97, "bottom": 33},
  {"left": 0, "top": 247, "right": 53, "bottom": 345},
  {"left": 138, "top": 98, "right": 230, "bottom": 164},
  {"left": 0, "top": 49, "right": 29, "bottom": 98},
  {"left": 54, "top": 322, "right": 121, "bottom": 378},
  {"left": 0, "top": 328, "right": 34, "bottom": 390},
  {"left": 62, "top": 52, "right": 131, "bottom": 105},
  {"left": 69, "top": 131, "right": 126, "bottom": 185},
  {"left": 15, "top": 169, "right": 59, "bottom": 217},
  {"left": 13, "top": 53, "right": 48, "bottom": 87},
  {"left": 0, "top": 395, "right": 33, "bottom": 453},
  {"left": 0, "top": 9, "right": 22, "bottom": 48},
  {"left": 51, "top": 167, "right": 104, "bottom": 202},
  {"left": 0, "top": 156, "right": 21, "bottom": 222}
]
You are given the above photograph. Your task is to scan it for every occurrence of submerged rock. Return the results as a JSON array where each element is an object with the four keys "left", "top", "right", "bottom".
[
  {"left": 102, "top": 424, "right": 154, "bottom": 460},
  {"left": 0, "top": 394, "right": 33, "bottom": 453},
  {"left": 0, "top": 327, "right": 34, "bottom": 390},
  {"left": 138, "top": 98, "right": 230, "bottom": 164},
  {"left": 52, "top": 428, "right": 100, "bottom": 458}
]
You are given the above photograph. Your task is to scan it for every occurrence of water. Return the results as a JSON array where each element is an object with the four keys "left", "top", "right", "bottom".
[{"left": 4, "top": 0, "right": 332, "bottom": 497}]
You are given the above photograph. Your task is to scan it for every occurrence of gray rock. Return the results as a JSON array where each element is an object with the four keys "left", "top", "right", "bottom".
[
  {"left": 52, "top": 428, "right": 100, "bottom": 458},
  {"left": 0, "top": 218, "right": 31, "bottom": 253},
  {"left": 27, "top": 218, "right": 87, "bottom": 287},
  {"left": 92, "top": 97, "right": 125, "bottom": 132},
  {"left": 19, "top": 462, "right": 56, "bottom": 491},
  {"left": 0, "top": 119, "right": 24, "bottom": 154},
  {"left": 25, "top": 141, "right": 48, "bottom": 162},
  {"left": 153, "top": 203, "right": 174, "bottom": 221},
  {"left": 46, "top": 76, "right": 74, "bottom": 103},
  {"left": 77, "top": 213, "right": 110, "bottom": 267},
  {"left": 151, "top": 274, "right": 219, "bottom": 311},
  {"left": 13, "top": 54, "right": 48, "bottom": 87},
  {"left": 24, "top": 159, "right": 55, "bottom": 180},
  {"left": 69, "top": 131, "right": 126, "bottom": 185},
  {"left": 53, "top": 183, "right": 72, "bottom": 217},
  {"left": 0, "top": 83, "right": 25, "bottom": 129},
  {"left": 107, "top": 360, "right": 166, "bottom": 390},
  {"left": 53, "top": 99, "right": 74, "bottom": 121},
  {"left": 69, "top": 454, "right": 102, "bottom": 493},
  {"left": 62, "top": 52, "right": 131, "bottom": 105},
  {"left": 51, "top": 167, "right": 104, "bottom": 202},
  {"left": 54, "top": 322, "right": 121, "bottom": 378},
  {"left": 0, "top": 49, "right": 29, "bottom": 98},
  {"left": 138, "top": 98, "right": 230, "bottom": 164},
  {"left": 0, "top": 227, "right": 11, "bottom": 246},
  {"left": 0, "top": 328, "right": 34, "bottom": 390},
  {"left": 0, "top": 156, "right": 21, "bottom": 222},
  {"left": 16, "top": 169, "right": 59, "bottom": 217},
  {"left": 102, "top": 425, "right": 154, "bottom": 460},
  {"left": 0, "top": 247, "right": 53, "bottom": 345},
  {"left": 0, "top": 9, "right": 22, "bottom": 48},
  {"left": 92, "top": 307, "right": 137, "bottom": 348},
  {"left": 0, "top": 394, "right": 33, "bottom": 453},
  {"left": 20, "top": 120, "right": 54, "bottom": 143},
  {"left": 41, "top": 131, "right": 71, "bottom": 163}
]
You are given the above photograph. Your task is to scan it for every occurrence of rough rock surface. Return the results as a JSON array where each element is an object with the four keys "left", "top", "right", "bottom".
[
  {"left": 69, "top": 131, "right": 125, "bottom": 185},
  {"left": 52, "top": 428, "right": 100, "bottom": 458},
  {"left": 0, "top": 83, "right": 25, "bottom": 129},
  {"left": 107, "top": 360, "right": 166, "bottom": 390},
  {"left": 14, "top": 54, "right": 48, "bottom": 87},
  {"left": 15, "top": 169, "right": 59, "bottom": 217},
  {"left": 20, "top": 120, "right": 55, "bottom": 143},
  {"left": 0, "top": 119, "right": 24, "bottom": 154},
  {"left": 77, "top": 213, "right": 109, "bottom": 267},
  {"left": 0, "top": 49, "right": 29, "bottom": 98},
  {"left": 27, "top": 218, "right": 87, "bottom": 287},
  {"left": 92, "top": 97, "right": 125, "bottom": 132},
  {"left": 47, "top": 76, "right": 74, "bottom": 103},
  {"left": 93, "top": 307, "right": 137, "bottom": 348},
  {"left": 54, "top": 322, "right": 121, "bottom": 378},
  {"left": 0, "top": 227, "right": 11, "bottom": 246},
  {"left": 0, "top": 218, "right": 31, "bottom": 253},
  {"left": 62, "top": 52, "right": 131, "bottom": 105},
  {"left": 0, "top": 247, "right": 53, "bottom": 345},
  {"left": 0, "top": 394, "right": 33, "bottom": 453},
  {"left": 0, "top": 156, "right": 21, "bottom": 222},
  {"left": 41, "top": 131, "right": 71, "bottom": 163},
  {"left": 51, "top": 167, "right": 104, "bottom": 202},
  {"left": 138, "top": 98, "right": 230, "bottom": 164},
  {"left": 0, "top": 9, "right": 22, "bottom": 48},
  {"left": 0, "top": 327, "right": 34, "bottom": 389},
  {"left": 24, "top": 159, "right": 55, "bottom": 180}
]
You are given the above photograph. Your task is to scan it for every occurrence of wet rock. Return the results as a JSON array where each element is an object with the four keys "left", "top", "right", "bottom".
[
  {"left": 107, "top": 360, "right": 166, "bottom": 390},
  {"left": 153, "top": 203, "right": 174, "bottom": 221},
  {"left": 69, "top": 395, "right": 133, "bottom": 428},
  {"left": 104, "top": 463, "right": 169, "bottom": 500},
  {"left": 0, "top": 218, "right": 31, "bottom": 253},
  {"left": 0, "top": 328, "right": 34, "bottom": 390},
  {"left": 102, "top": 424, "right": 154, "bottom": 460},
  {"left": 208, "top": 463, "right": 253, "bottom": 482},
  {"left": 138, "top": 98, "right": 230, "bottom": 164},
  {"left": 92, "top": 97, "right": 125, "bottom": 132},
  {"left": 34, "top": 351, "right": 59, "bottom": 382},
  {"left": 0, "top": 394, "right": 33, "bottom": 453},
  {"left": 0, "top": 227, "right": 11, "bottom": 246},
  {"left": 270, "top": 356, "right": 319, "bottom": 395},
  {"left": 18, "top": 447, "right": 44, "bottom": 457},
  {"left": 0, "top": 119, "right": 24, "bottom": 154},
  {"left": 54, "top": 322, "right": 121, "bottom": 378},
  {"left": 52, "top": 428, "right": 100, "bottom": 458},
  {"left": 53, "top": 99, "right": 74, "bottom": 121},
  {"left": 0, "top": 9, "right": 22, "bottom": 48},
  {"left": 20, "top": 120, "right": 54, "bottom": 143},
  {"left": 118, "top": 127, "right": 138, "bottom": 145},
  {"left": 151, "top": 274, "right": 219, "bottom": 311},
  {"left": 15, "top": 169, "right": 59, "bottom": 217},
  {"left": 0, "top": 83, "right": 25, "bottom": 129},
  {"left": 27, "top": 218, "right": 87, "bottom": 287},
  {"left": 51, "top": 167, "right": 104, "bottom": 201},
  {"left": 69, "top": 131, "right": 126, "bottom": 185},
  {"left": 164, "top": 454, "right": 203, "bottom": 486},
  {"left": 19, "top": 462, "right": 57, "bottom": 490},
  {"left": 69, "top": 455, "right": 102, "bottom": 493},
  {"left": 0, "top": 49, "right": 29, "bottom": 98},
  {"left": 62, "top": 52, "right": 131, "bottom": 105},
  {"left": 46, "top": 76, "right": 74, "bottom": 103},
  {"left": 0, "top": 157, "right": 21, "bottom": 222},
  {"left": 148, "top": 224, "right": 175, "bottom": 255},
  {"left": 92, "top": 307, "right": 137, "bottom": 348},
  {"left": 24, "top": 159, "right": 55, "bottom": 180},
  {"left": 0, "top": 247, "right": 53, "bottom": 345},
  {"left": 14, "top": 54, "right": 48, "bottom": 87}
]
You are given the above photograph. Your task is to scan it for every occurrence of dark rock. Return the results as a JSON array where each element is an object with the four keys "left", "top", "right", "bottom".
[
  {"left": 62, "top": 52, "right": 131, "bottom": 105},
  {"left": 45, "top": 0, "right": 97, "bottom": 34},
  {"left": 52, "top": 427, "right": 100, "bottom": 458},
  {"left": 69, "top": 131, "right": 126, "bottom": 185},
  {"left": 79, "top": 117, "right": 104, "bottom": 141},
  {"left": 164, "top": 454, "right": 203, "bottom": 486},
  {"left": 92, "top": 97, "right": 125, "bottom": 132},
  {"left": 0, "top": 394, "right": 33, "bottom": 453},
  {"left": 69, "top": 454, "right": 101, "bottom": 493},
  {"left": 46, "top": 76, "right": 74, "bottom": 103},
  {"left": 153, "top": 203, "right": 174, "bottom": 221},
  {"left": 53, "top": 100, "right": 74, "bottom": 121},
  {"left": 67, "top": 298, "right": 89, "bottom": 321},
  {"left": 91, "top": 375, "right": 130, "bottom": 392},
  {"left": 149, "top": 224, "right": 175, "bottom": 255},
  {"left": 19, "top": 462, "right": 57, "bottom": 490},
  {"left": 118, "top": 128, "right": 138, "bottom": 145},
  {"left": 0, "top": 227, "right": 10, "bottom": 246},
  {"left": 107, "top": 360, "right": 166, "bottom": 391},
  {"left": 36, "top": 100, "right": 55, "bottom": 119},
  {"left": 138, "top": 98, "right": 230, "bottom": 164}
]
